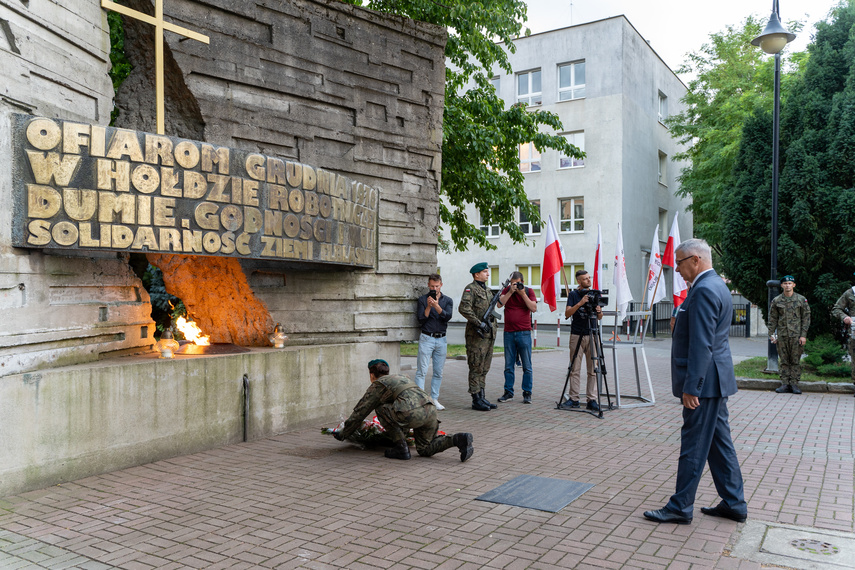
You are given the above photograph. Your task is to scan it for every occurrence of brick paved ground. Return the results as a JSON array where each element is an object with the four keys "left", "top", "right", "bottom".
[{"left": 1, "top": 341, "right": 853, "bottom": 569}]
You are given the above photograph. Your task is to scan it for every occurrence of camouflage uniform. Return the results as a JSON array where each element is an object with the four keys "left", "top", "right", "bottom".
[
  {"left": 768, "top": 292, "right": 811, "bottom": 386},
  {"left": 339, "top": 373, "right": 455, "bottom": 457},
  {"left": 831, "top": 287, "right": 855, "bottom": 383},
  {"left": 458, "top": 280, "right": 498, "bottom": 394}
]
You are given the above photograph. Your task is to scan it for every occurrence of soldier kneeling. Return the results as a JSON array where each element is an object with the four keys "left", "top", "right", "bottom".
[{"left": 334, "top": 359, "right": 474, "bottom": 461}]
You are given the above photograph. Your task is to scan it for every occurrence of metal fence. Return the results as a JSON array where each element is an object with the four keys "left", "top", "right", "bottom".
[{"left": 624, "top": 301, "right": 751, "bottom": 338}]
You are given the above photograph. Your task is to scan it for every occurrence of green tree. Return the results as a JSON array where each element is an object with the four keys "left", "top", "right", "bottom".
[
  {"left": 665, "top": 16, "right": 803, "bottom": 252},
  {"left": 343, "top": 0, "right": 581, "bottom": 250},
  {"left": 720, "top": 1, "right": 855, "bottom": 337}
]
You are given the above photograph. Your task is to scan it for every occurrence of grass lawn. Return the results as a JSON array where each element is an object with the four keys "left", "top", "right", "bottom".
[
  {"left": 400, "top": 342, "right": 553, "bottom": 358},
  {"left": 734, "top": 356, "right": 851, "bottom": 383}
]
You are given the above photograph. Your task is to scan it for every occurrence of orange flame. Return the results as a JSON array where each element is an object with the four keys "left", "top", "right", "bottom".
[{"left": 175, "top": 316, "right": 211, "bottom": 346}]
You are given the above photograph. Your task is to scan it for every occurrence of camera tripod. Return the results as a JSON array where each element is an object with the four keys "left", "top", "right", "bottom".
[{"left": 556, "top": 312, "right": 614, "bottom": 419}]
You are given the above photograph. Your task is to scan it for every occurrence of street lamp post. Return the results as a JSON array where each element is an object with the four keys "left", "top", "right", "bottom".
[{"left": 752, "top": 0, "right": 795, "bottom": 372}]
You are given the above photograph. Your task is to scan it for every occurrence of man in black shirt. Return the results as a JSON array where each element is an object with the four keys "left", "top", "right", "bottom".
[
  {"left": 561, "top": 269, "right": 602, "bottom": 411},
  {"left": 415, "top": 274, "right": 454, "bottom": 409}
]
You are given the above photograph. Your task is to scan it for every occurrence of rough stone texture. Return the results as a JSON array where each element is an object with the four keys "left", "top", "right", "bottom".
[
  {"left": 147, "top": 253, "right": 274, "bottom": 344},
  {"left": 0, "top": 340, "right": 396, "bottom": 497},
  {"left": 0, "top": 0, "right": 156, "bottom": 377},
  {"left": 112, "top": 0, "right": 446, "bottom": 345}
]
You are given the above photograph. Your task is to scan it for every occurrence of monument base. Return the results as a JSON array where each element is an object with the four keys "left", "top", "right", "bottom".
[{"left": 0, "top": 342, "right": 398, "bottom": 497}]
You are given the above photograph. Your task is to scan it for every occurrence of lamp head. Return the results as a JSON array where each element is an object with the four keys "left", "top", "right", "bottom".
[{"left": 751, "top": 11, "right": 796, "bottom": 54}]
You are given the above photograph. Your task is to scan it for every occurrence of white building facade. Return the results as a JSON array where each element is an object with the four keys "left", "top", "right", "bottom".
[{"left": 438, "top": 16, "right": 692, "bottom": 326}]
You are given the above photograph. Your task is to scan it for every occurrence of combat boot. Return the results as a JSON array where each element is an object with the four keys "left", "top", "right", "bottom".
[
  {"left": 479, "top": 388, "right": 498, "bottom": 409},
  {"left": 452, "top": 433, "right": 474, "bottom": 462},
  {"left": 384, "top": 441, "right": 411, "bottom": 460},
  {"left": 471, "top": 392, "right": 490, "bottom": 411}
]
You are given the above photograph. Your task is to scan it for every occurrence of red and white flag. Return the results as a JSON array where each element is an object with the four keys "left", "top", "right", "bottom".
[
  {"left": 646, "top": 225, "right": 666, "bottom": 306},
  {"left": 613, "top": 223, "right": 633, "bottom": 321},
  {"left": 592, "top": 223, "right": 603, "bottom": 290},
  {"left": 541, "top": 215, "right": 566, "bottom": 312},
  {"left": 662, "top": 212, "right": 688, "bottom": 307}
]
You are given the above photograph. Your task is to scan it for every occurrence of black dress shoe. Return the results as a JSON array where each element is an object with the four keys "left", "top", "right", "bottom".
[
  {"left": 775, "top": 384, "right": 793, "bottom": 393},
  {"left": 700, "top": 503, "right": 747, "bottom": 523},
  {"left": 643, "top": 508, "right": 692, "bottom": 524},
  {"left": 791, "top": 385, "right": 802, "bottom": 394}
]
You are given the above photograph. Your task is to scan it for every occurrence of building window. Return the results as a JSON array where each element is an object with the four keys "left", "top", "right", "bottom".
[
  {"left": 480, "top": 214, "right": 499, "bottom": 237},
  {"left": 519, "top": 201, "right": 541, "bottom": 235},
  {"left": 489, "top": 266, "right": 500, "bottom": 288},
  {"left": 658, "top": 91, "right": 668, "bottom": 123},
  {"left": 559, "top": 132, "right": 585, "bottom": 168},
  {"left": 659, "top": 209, "right": 668, "bottom": 241},
  {"left": 559, "top": 197, "right": 584, "bottom": 232},
  {"left": 658, "top": 151, "right": 667, "bottom": 185},
  {"left": 559, "top": 263, "right": 586, "bottom": 297},
  {"left": 517, "top": 69, "right": 542, "bottom": 105},
  {"left": 558, "top": 61, "right": 586, "bottom": 101},
  {"left": 516, "top": 265, "right": 541, "bottom": 295},
  {"left": 519, "top": 142, "right": 541, "bottom": 172},
  {"left": 491, "top": 76, "right": 500, "bottom": 93}
]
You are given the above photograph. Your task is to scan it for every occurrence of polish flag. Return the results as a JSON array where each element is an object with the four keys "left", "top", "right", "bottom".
[
  {"left": 662, "top": 212, "right": 688, "bottom": 308},
  {"left": 613, "top": 223, "right": 633, "bottom": 321},
  {"left": 646, "top": 225, "right": 666, "bottom": 306},
  {"left": 592, "top": 223, "right": 603, "bottom": 290},
  {"left": 540, "top": 215, "right": 566, "bottom": 311}
]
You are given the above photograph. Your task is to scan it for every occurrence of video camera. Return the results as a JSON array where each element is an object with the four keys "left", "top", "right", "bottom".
[{"left": 577, "top": 288, "right": 609, "bottom": 317}]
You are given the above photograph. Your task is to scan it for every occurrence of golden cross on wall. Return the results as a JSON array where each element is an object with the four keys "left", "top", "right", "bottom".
[{"left": 101, "top": 0, "right": 210, "bottom": 135}]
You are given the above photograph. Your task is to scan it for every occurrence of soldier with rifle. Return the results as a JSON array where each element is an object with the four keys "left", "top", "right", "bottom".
[{"left": 458, "top": 262, "right": 508, "bottom": 411}]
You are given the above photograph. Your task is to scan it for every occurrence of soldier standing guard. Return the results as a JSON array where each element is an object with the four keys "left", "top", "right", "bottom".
[
  {"left": 831, "top": 275, "right": 855, "bottom": 396},
  {"left": 769, "top": 275, "right": 811, "bottom": 394},
  {"left": 458, "top": 262, "right": 500, "bottom": 411}
]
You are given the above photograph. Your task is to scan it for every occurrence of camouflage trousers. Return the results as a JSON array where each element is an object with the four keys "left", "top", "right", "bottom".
[
  {"left": 777, "top": 336, "right": 803, "bottom": 386},
  {"left": 849, "top": 338, "right": 855, "bottom": 384},
  {"left": 464, "top": 329, "right": 495, "bottom": 394},
  {"left": 375, "top": 403, "right": 454, "bottom": 457}
]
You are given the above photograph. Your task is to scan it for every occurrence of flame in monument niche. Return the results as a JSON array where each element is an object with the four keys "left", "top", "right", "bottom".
[{"left": 176, "top": 316, "right": 211, "bottom": 346}]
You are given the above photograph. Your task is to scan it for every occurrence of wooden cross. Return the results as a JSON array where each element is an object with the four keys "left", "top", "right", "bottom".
[{"left": 102, "top": 0, "right": 210, "bottom": 135}]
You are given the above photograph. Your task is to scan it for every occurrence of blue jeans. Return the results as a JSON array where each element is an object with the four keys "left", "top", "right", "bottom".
[
  {"left": 415, "top": 333, "right": 447, "bottom": 400},
  {"left": 503, "top": 330, "right": 533, "bottom": 395}
]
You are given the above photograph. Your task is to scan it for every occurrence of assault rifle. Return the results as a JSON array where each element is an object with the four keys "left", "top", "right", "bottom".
[{"left": 477, "top": 279, "right": 510, "bottom": 338}]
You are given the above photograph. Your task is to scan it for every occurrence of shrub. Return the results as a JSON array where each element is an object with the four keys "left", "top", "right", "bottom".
[
  {"left": 817, "top": 362, "right": 851, "bottom": 377},
  {"left": 803, "top": 334, "right": 846, "bottom": 369}
]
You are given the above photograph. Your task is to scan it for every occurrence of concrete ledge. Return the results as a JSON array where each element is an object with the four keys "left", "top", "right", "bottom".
[{"left": 737, "top": 377, "right": 854, "bottom": 393}]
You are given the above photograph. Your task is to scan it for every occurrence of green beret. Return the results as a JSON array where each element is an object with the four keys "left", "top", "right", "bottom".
[
  {"left": 368, "top": 358, "right": 388, "bottom": 369},
  {"left": 470, "top": 262, "right": 489, "bottom": 274},
  {"left": 781, "top": 275, "right": 795, "bottom": 283}
]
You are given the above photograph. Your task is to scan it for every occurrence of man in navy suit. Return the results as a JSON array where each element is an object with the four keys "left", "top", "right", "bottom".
[{"left": 643, "top": 239, "right": 748, "bottom": 525}]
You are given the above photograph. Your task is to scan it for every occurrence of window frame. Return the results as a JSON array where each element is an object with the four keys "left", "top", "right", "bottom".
[
  {"left": 519, "top": 200, "right": 541, "bottom": 236},
  {"left": 559, "top": 263, "right": 586, "bottom": 298},
  {"left": 516, "top": 265, "right": 542, "bottom": 296},
  {"left": 658, "top": 151, "right": 668, "bottom": 186},
  {"left": 558, "top": 197, "right": 585, "bottom": 233},
  {"left": 479, "top": 213, "right": 500, "bottom": 238},
  {"left": 658, "top": 91, "right": 668, "bottom": 124},
  {"left": 516, "top": 69, "right": 542, "bottom": 106},
  {"left": 559, "top": 131, "right": 585, "bottom": 169},
  {"left": 558, "top": 61, "right": 586, "bottom": 102},
  {"left": 519, "top": 142, "right": 541, "bottom": 173}
]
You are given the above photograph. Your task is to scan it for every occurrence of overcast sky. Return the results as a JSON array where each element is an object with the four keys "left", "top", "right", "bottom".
[{"left": 524, "top": 0, "right": 841, "bottom": 78}]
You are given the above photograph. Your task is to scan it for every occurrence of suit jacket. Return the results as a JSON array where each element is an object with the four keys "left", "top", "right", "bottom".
[{"left": 671, "top": 270, "right": 737, "bottom": 399}]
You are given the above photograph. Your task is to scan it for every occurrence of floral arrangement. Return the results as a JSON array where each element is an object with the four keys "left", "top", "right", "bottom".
[{"left": 322, "top": 415, "right": 444, "bottom": 447}]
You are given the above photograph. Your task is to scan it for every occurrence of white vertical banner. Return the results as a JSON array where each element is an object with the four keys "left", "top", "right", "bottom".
[{"left": 613, "top": 223, "right": 633, "bottom": 322}]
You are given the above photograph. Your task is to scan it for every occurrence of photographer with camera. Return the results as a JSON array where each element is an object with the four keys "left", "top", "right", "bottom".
[
  {"left": 561, "top": 269, "right": 603, "bottom": 411},
  {"left": 496, "top": 272, "right": 538, "bottom": 404},
  {"left": 459, "top": 262, "right": 501, "bottom": 411},
  {"left": 414, "top": 274, "right": 454, "bottom": 409}
]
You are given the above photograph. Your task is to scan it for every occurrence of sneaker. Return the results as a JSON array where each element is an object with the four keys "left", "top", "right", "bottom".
[
  {"left": 559, "top": 399, "right": 580, "bottom": 410},
  {"left": 522, "top": 391, "right": 532, "bottom": 404},
  {"left": 586, "top": 400, "right": 600, "bottom": 412},
  {"left": 431, "top": 398, "right": 445, "bottom": 410},
  {"left": 497, "top": 390, "right": 514, "bottom": 403}
]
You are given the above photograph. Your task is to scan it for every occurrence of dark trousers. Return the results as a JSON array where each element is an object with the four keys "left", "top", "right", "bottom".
[{"left": 665, "top": 397, "right": 747, "bottom": 517}]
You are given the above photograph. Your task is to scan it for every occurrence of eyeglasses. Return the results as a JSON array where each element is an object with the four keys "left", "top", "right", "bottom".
[{"left": 676, "top": 255, "right": 697, "bottom": 265}]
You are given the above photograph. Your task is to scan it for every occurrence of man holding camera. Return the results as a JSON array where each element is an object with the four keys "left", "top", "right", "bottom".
[
  {"left": 768, "top": 275, "right": 810, "bottom": 394},
  {"left": 561, "top": 269, "right": 602, "bottom": 411},
  {"left": 496, "top": 272, "right": 538, "bottom": 404},
  {"left": 334, "top": 359, "right": 474, "bottom": 462},
  {"left": 459, "top": 262, "right": 499, "bottom": 411},
  {"left": 414, "top": 274, "right": 453, "bottom": 409}
]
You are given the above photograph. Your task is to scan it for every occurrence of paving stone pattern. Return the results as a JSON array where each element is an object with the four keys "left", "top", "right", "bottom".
[{"left": 1, "top": 344, "right": 852, "bottom": 569}]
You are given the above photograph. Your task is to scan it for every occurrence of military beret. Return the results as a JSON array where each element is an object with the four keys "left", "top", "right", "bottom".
[
  {"left": 368, "top": 358, "right": 388, "bottom": 369},
  {"left": 781, "top": 275, "right": 795, "bottom": 283},
  {"left": 470, "top": 262, "right": 489, "bottom": 274}
]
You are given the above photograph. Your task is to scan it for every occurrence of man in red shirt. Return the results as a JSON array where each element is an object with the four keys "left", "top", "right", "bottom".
[{"left": 496, "top": 272, "right": 538, "bottom": 403}]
